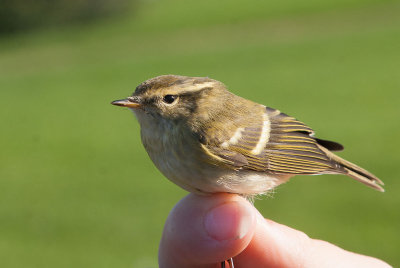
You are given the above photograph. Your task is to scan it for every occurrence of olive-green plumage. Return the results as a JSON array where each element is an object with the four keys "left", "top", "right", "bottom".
[{"left": 112, "top": 75, "right": 384, "bottom": 195}]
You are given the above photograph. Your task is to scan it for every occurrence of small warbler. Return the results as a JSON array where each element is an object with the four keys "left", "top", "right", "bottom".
[{"left": 111, "top": 75, "right": 383, "bottom": 195}]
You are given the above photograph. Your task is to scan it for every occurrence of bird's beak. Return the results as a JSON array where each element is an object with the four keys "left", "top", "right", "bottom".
[{"left": 111, "top": 97, "right": 142, "bottom": 109}]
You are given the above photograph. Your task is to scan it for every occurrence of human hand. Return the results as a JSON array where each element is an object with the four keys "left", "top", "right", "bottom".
[{"left": 158, "top": 193, "right": 391, "bottom": 268}]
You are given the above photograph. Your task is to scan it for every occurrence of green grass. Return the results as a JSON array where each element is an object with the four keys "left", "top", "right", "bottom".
[{"left": 1, "top": 0, "right": 399, "bottom": 267}]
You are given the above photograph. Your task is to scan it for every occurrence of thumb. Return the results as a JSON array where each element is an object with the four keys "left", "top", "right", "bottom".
[
  {"left": 234, "top": 212, "right": 392, "bottom": 268},
  {"left": 158, "top": 193, "right": 257, "bottom": 268}
]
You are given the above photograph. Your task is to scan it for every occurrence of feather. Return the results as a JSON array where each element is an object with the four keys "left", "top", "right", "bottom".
[
  {"left": 315, "top": 138, "right": 344, "bottom": 151},
  {"left": 200, "top": 105, "right": 383, "bottom": 191}
]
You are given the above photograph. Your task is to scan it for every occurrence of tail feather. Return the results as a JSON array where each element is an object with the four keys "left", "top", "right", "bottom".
[{"left": 318, "top": 145, "right": 384, "bottom": 192}]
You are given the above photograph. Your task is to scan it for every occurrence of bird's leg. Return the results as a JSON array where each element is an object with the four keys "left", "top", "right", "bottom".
[{"left": 221, "top": 258, "right": 234, "bottom": 268}]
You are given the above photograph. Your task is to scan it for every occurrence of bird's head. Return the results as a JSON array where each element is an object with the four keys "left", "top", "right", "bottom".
[{"left": 112, "top": 75, "right": 231, "bottom": 124}]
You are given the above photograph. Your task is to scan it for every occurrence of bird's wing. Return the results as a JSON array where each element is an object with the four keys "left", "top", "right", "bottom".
[
  {"left": 264, "top": 107, "right": 341, "bottom": 174},
  {"left": 200, "top": 107, "right": 344, "bottom": 174}
]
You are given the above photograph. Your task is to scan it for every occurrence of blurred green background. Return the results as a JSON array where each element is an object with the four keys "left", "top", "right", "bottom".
[{"left": 0, "top": 0, "right": 399, "bottom": 267}]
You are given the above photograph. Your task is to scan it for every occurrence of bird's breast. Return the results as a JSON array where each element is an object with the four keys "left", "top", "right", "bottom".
[
  {"left": 138, "top": 116, "right": 215, "bottom": 193},
  {"left": 136, "top": 112, "right": 285, "bottom": 195}
]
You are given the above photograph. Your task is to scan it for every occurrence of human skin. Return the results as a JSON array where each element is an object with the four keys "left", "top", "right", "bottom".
[{"left": 158, "top": 193, "right": 391, "bottom": 268}]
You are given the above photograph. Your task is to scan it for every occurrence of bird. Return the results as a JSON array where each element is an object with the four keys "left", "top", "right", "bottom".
[
  {"left": 111, "top": 74, "right": 384, "bottom": 196},
  {"left": 112, "top": 75, "right": 384, "bottom": 268}
]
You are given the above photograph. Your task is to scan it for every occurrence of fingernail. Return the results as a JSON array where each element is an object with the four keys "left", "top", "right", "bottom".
[{"left": 204, "top": 201, "right": 253, "bottom": 241}]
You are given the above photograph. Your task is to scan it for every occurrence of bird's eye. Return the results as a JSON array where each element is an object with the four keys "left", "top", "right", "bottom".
[{"left": 163, "top": 95, "right": 178, "bottom": 104}]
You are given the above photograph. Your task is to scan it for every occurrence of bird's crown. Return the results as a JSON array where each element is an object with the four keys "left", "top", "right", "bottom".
[{"left": 133, "top": 75, "right": 220, "bottom": 96}]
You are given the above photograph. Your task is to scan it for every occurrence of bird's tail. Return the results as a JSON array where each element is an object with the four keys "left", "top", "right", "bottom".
[{"left": 319, "top": 146, "right": 384, "bottom": 192}]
